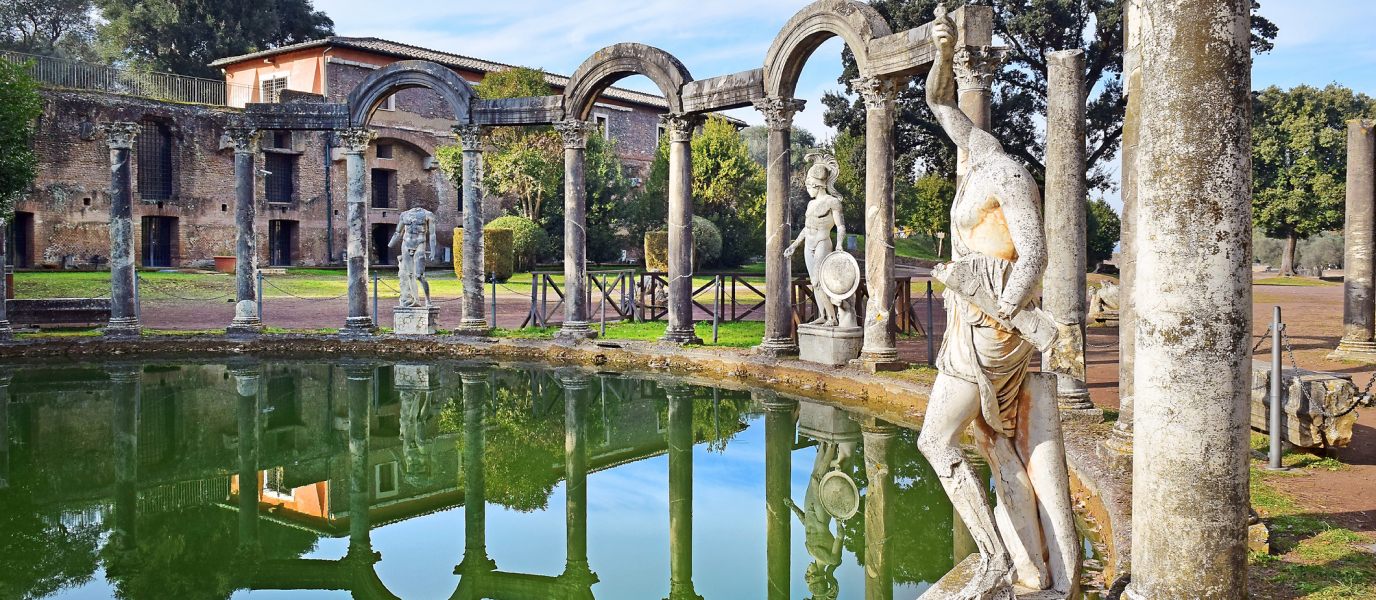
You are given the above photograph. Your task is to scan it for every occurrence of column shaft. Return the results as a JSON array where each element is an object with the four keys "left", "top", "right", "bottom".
[
  {"left": 0, "top": 218, "right": 11, "bottom": 338},
  {"left": 1106, "top": 7, "right": 1143, "bottom": 460},
  {"left": 101, "top": 123, "right": 140, "bottom": 337},
  {"left": 854, "top": 77, "right": 903, "bottom": 369},
  {"left": 234, "top": 367, "right": 261, "bottom": 550},
  {"left": 754, "top": 99, "right": 804, "bottom": 356},
  {"left": 563, "top": 375, "right": 596, "bottom": 585},
  {"left": 1338, "top": 120, "right": 1376, "bottom": 352},
  {"left": 458, "top": 370, "right": 497, "bottom": 573},
  {"left": 663, "top": 115, "right": 702, "bottom": 344},
  {"left": 346, "top": 366, "right": 375, "bottom": 561},
  {"left": 863, "top": 422, "right": 897, "bottom": 600},
  {"left": 556, "top": 121, "right": 595, "bottom": 339},
  {"left": 763, "top": 397, "right": 796, "bottom": 600},
  {"left": 229, "top": 129, "right": 263, "bottom": 333},
  {"left": 667, "top": 388, "right": 695, "bottom": 599},
  {"left": 341, "top": 129, "right": 376, "bottom": 335},
  {"left": 455, "top": 126, "right": 490, "bottom": 334},
  {"left": 110, "top": 368, "right": 139, "bottom": 555},
  {"left": 1127, "top": 1, "right": 1253, "bottom": 598}
]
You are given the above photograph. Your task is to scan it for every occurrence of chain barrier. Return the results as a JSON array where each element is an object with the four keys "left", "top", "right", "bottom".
[
  {"left": 1278, "top": 325, "right": 1363, "bottom": 420},
  {"left": 1252, "top": 324, "right": 1273, "bottom": 353},
  {"left": 1085, "top": 340, "right": 1119, "bottom": 348},
  {"left": 261, "top": 278, "right": 348, "bottom": 301},
  {"left": 135, "top": 276, "right": 234, "bottom": 301}
]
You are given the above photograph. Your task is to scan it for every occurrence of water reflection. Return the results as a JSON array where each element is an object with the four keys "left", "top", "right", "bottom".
[{"left": 0, "top": 361, "right": 975, "bottom": 600}]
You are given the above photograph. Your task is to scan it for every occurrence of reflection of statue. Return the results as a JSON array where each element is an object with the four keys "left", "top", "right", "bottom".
[
  {"left": 388, "top": 207, "right": 438, "bottom": 307},
  {"left": 917, "top": 6, "right": 1079, "bottom": 599},
  {"left": 784, "top": 153, "right": 848, "bottom": 326},
  {"left": 786, "top": 440, "right": 857, "bottom": 600}
]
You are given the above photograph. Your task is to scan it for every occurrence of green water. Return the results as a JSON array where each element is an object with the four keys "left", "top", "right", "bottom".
[{"left": 0, "top": 360, "right": 1014, "bottom": 600}]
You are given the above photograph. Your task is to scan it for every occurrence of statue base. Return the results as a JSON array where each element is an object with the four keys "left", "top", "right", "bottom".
[
  {"left": 393, "top": 306, "right": 438, "bottom": 336},
  {"left": 798, "top": 324, "right": 863, "bottom": 366},
  {"left": 918, "top": 554, "right": 1070, "bottom": 600}
]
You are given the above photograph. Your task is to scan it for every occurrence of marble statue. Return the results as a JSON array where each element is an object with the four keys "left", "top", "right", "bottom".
[
  {"left": 917, "top": 5, "right": 1080, "bottom": 599},
  {"left": 389, "top": 207, "right": 439, "bottom": 308},
  {"left": 786, "top": 439, "right": 857, "bottom": 600},
  {"left": 784, "top": 152, "right": 850, "bottom": 326},
  {"left": 1087, "top": 279, "right": 1120, "bottom": 321}
]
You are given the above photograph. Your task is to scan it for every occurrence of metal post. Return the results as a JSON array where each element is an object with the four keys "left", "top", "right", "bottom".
[
  {"left": 1269, "top": 306, "right": 1288, "bottom": 470},
  {"left": 926, "top": 280, "right": 935, "bottom": 366},
  {"left": 372, "top": 273, "right": 378, "bottom": 327},
  {"left": 713, "top": 275, "right": 721, "bottom": 344},
  {"left": 541, "top": 274, "right": 548, "bottom": 327},
  {"left": 599, "top": 273, "right": 607, "bottom": 337},
  {"left": 256, "top": 270, "right": 263, "bottom": 324},
  {"left": 530, "top": 272, "right": 539, "bottom": 329},
  {"left": 491, "top": 272, "right": 497, "bottom": 330},
  {"left": 134, "top": 274, "right": 140, "bottom": 323}
]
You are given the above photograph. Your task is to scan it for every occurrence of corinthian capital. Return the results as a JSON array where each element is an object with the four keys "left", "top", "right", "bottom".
[
  {"left": 661, "top": 113, "right": 703, "bottom": 143},
  {"left": 953, "top": 46, "right": 1010, "bottom": 92},
  {"left": 99, "top": 122, "right": 141, "bottom": 150},
  {"left": 337, "top": 127, "right": 376, "bottom": 155},
  {"left": 451, "top": 124, "right": 492, "bottom": 152},
  {"left": 226, "top": 128, "right": 260, "bottom": 154},
  {"left": 752, "top": 97, "right": 807, "bottom": 131},
  {"left": 554, "top": 120, "right": 598, "bottom": 149},
  {"left": 851, "top": 76, "right": 907, "bottom": 112}
]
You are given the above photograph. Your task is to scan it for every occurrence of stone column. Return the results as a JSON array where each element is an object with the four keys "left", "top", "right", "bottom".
[
  {"left": 752, "top": 98, "right": 806, "bottom": 357},
  {"left": 862, "top": 418, "right": 898, "bottom": 600},
  {"left": 101, "top": 123, "right": 141, "bottom": 338},
  {"left": 1126, "top": 1, "right": 1253, "bottom": 598},
  {"left": 340, "top": 128, "right": 377, "bottom": 336},
  {"left": 1042, "top": 50, "right": 1099, "bottom": 420},
  {"left": 345, "top": 364, "right": 379, "bottom": 564},
  {"left": 1334, "top": 120, "right": 1376, "bottom": 357},
  {"left": 561, "top": 373, "right": 598, "bottom": 587},
  {"left": 665, "top": 384, "right": 698, "bottom": 600},
  {"left": 457, "top": 367, "right": 497, "bottom": 574},
  {"left": 454, "top": 125, "right": 492, "bottom": 336},
  {"left": 555, "top": 121, "right": 598, "bottom": 340},
  {"left": 852, "top": 76, "right": 906, "bottom": 371},
  {"left": 109, "top": 366, "right": 139, "bottom": 556},
  {"left": 952, "top": 47, "right": 1009, "bottom": 188},
  {"left": 233, "top": 364, "right": 261, "bottom": 552},
  {"left": 227, "top": 129, "right": 263, "bottom": 335},
  {"left": 761, "top": 394, "right": 796, "bottom": 600},
  {"left": 662, "top": 114, "right": 704, "bottom": 345}
]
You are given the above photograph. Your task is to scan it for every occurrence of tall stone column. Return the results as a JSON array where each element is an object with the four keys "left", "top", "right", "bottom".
[
  {"left": 1334, "top": 119, "right": 1376, "bottom": 358},
  {"left": 101, "top": 123, "right": 141, "bottom": 338},
  {"left": 233, "top": 364, "right": 261, "bottom": 552},
  {"left": 853, "top": 76, "right": 906, "bottom": 371},
  {"left": 752, "top": 98, "right": 806, "bottom": 357},
  {"left": 1126, "top": 1, "right": 1253, "bottom": 598},
  {"left": 665, "top": 384, "right": 698, "bottom": 600},
  {"left": 561, "top": 373, "right": 599, "bottom": 588},
  {"left": 340, "top": 128, "right": 377, "bottom": 336},
  {"left": 662, "top": 114, "right": 703, "bottom": 345},
  {"left": 1042, "top": 50, "right": 1099, "bottom": 420},
  {"left": 345, "top": 364, "right": 379, "bottom": 564},
  {"left": 227, "top": 129, "right": 263, "bottom": 335},
  {"left": 555, "top": 120, "right": 598, "bottom": 340},
  {"left": 761, "top": 394, "right": 796, "bottom": 600},
  {"left": 457, "top": 367, "right": 497, "bottom": 574},
  {"left": 862, "top": 418, "right": 897, "bottom": 600},
  {"left": 1102, "top": 0, "right": 1143, "bottom": 465},
  {"left": 454, "top": 125, "right": 492, "bottom": 336},
  {"left": 952, "top": 47, "right": 1009, "bottom": 188},
  {"left": 109, "top": 366, "right": 140, "bottom": 557}
]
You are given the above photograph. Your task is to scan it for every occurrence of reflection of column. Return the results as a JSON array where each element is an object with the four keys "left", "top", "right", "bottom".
[
  {"left": 560, "top": 373, "right": 598, "bottom": 587},
  {"left": 340, "top": 128, "right": 378, "bottom": 336},
  {"left": 661, "top": 114, "right": 704, "bottom": 345},
  {"left": 665, "top": 384, "right": 698, "bottom": 600},
  {"left": 345, "top": 365, "right": 378, "bottom": 563},
  {"left": 1336, "top": 119, "right": 1376, "bottom": 356},
  {"left": 227, "top": 128, "right": 264, "bottom": 334},
  {"left": 457, "top": 368, "right": 496, "bottom": 574},
  {"left": 752, "top": 98, "right": 806, "bottom": 357},
  {"left": 1126, "top": 1, "right": 1252, "bottom": 597},
  {"left": 110, "top": 366, "right": 140, "bottom": 554},
  {"left": 861, "top": 419, "right": 897, "bottom": 600},
  {"left": 761, "top": 394, "right": 796, "bottom": 600},
  {"left": 555, "top": 121, "right": 598, "bottom": 340},
  {"left": 454, "top": 125, "right": 492, "bottom": 335},
  {"left": 951, "top": 47, "right": 1008, "bottom": 188},
  {"left": 0, "top": 369, "right": 9, "bottom": 487},
  {"left": 100, "top": 123, "right": 141, "bottom": 337},
  {"left": 233, "top": 364, "right": 261, "bottom": 551},
  {"left": 852, "top": 76, "right": 905, "bottom": 371}
]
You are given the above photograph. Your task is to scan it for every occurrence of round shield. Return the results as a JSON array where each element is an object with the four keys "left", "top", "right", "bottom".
[
  {"left": 818, "top": 470, "right": 860, "bottom": 521},
  {"left": 818, "top": 251, "right": 861, "bottom": 304}
]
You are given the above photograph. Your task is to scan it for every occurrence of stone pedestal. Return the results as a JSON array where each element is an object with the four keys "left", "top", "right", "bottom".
[
  {"left": 797, "top": 324, "right": 863, "bottom": 366},
  {"left": 227, "top": 299, "right": 263, "bottom": 336},
  {"left": 393, "top": 306, "right": 438, "bottom": 335}
]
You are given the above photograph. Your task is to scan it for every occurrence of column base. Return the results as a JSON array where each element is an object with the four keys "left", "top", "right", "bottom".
[
  {"left": 1098, "top": 418, "right": 1134, "bottom": 471},
  {"left": 667, "top": 580, "right": 703, "bottom": 600},
  {"left": 453, "top": 318, "right": 491, "bottom": 337},
  {"left": 1057, "top": 390, "right": 1104, "bottom": 423},
  {"left": 340, "top": 316, "right": 377, "bottom": 338},
  {"left": 660, "top": 326, "right": 702, "bottom": 345},
  {"left": 226, "top": 316, "right": 263, "bottom": 336},
  {"left": 753, "top": 336, "right": 799, "bottom": 358},
  {"left": 558, "top": 560, "right": 600, "bottom": 587},
  {"left": 0, "top": 321, "right": 14, "bottom": 342},
  {"left": 854, "top": 349, "right": 907, "bottom": 373},
  {"left": 555, "top": 321, "right": 597, "bottom": 341},
  {"left": 104, "top": 317, "right": 141, "bottom": 338},
  {"left": 1328, "top": 338, "right": 1376, "bottom": 362},
  {"left": 455, "top": 553, "right": 497, "bottom": 575}
]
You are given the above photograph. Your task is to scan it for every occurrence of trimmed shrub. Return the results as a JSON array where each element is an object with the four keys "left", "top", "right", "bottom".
[
  {"left": 692, "top": 215, "right": 722, "bottom": 268},
  {"left": 645, "top": 231, "right": 669, "bottom": 273},
  {"left": 454, "top": 227, "right": 515, "bottom": 282},
  {"left": 487, "top": 215, "right": 547, "bottom": 270}
]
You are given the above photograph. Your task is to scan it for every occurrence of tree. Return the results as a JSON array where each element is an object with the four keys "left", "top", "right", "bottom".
[
  {"left": 1086, "top": 197, "right": 1120, "bottom": 267},
  {"left": 0, "top": 0, "right": 97, "bottom": 59},
  {"left": 1252, "top": 84, "right": 1375, "bottom": 276},
  {"left": 0, "top": 58, "right": 42, "bottom": 220},
  {"left": 582, "top": 130, "right": 632, "bottom": 263},
  {"left": 897, "top": 173, "right": 955, "bottom": 255},
  {"left": 95, "top": 0, "right": 333, "bottom": 79},
  {"left": 741, "top": 124, "right": 819, "bottom": 222}
]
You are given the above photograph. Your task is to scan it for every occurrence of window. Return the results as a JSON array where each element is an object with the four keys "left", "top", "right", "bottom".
[
  {"left": 376, "top": 143, "right": 393, "bottom": 159},
  {"left": 375, "top": 462, "right": 399, "bottom": 498},
  {"left": 594, "top": 114, "right": 609, "bottom": 139},
  {"left": 371, "top": 169, "right": 394, "bottom": 208},
  {"left": 260, "top": 73, "right": 289, "bottom": 103},
  {"left": 264, "top": 153, "right": 295, "bottom": 203},
  {"left": 137, "top": 121, "right": 172, "bottom": 200},
  {"left": 378, "top": 94, "right": 396, "bottom": 111},
  {"left": 263, "top": 467, "right": 294, "bottom": 501},
  {"left": 657, "top": 124, "right": 666, "bottom": 143},
  {"left": 272, "top": 130, "right": 292, "bottom": 149}
]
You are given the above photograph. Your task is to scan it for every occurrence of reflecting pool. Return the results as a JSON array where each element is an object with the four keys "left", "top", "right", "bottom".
[{"left": 0, "top": 361, "right": 1079, "bottom": 600}]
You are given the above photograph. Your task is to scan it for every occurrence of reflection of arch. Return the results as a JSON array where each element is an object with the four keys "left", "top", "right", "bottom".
[
  {"left": 762, "top": 0, "right": 893, "bottom": 97},
  {"left": 564, "top": 43, "right": 692, "bottom": 120},
  {"left": 348, "top": 61, "right": 477, "bottom": 126}
]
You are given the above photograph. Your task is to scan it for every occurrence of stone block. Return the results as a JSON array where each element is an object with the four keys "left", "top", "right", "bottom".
[
  {"left": 392, "top": 305, "right": 438, "bottom": 336},
  {"left": 797, "top": 324, "right": 863, "bottom": 366},
  {"left": 1251, "top": 359, "right": 1359, "bottom": 448}
]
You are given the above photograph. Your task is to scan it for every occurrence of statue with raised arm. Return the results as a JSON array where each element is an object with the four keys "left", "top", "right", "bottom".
[
  {"left": 916, "top": 5, "right": 1080, "bottom": 600},
  {"left": 784, "top": 152, "right": 851, "bottom": 326},
  {"left": 389, "top": 207, "right": 438, "bottom": 308}
]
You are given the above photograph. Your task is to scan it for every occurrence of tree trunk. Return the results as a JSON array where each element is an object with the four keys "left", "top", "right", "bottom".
[{"left": 1280, "top": 232, "right": 1298, "bottom": 277}]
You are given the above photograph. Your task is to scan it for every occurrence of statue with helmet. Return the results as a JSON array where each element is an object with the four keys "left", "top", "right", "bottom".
[{"left": 786, "top": 151, "right": 865, "bottom": 365}]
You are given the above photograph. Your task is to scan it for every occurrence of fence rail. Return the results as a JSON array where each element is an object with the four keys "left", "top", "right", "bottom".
[{"left": 2, "top": 51, "right": 252, "bottom": 106}]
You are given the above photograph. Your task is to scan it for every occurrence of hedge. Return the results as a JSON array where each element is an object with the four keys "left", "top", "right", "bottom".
[
  {"left": 644, "top": 231, "right": 668, "bottom": 272},
  {"left": 454, "top": 227, "right": 515, "bottom": 282},
  {"left": 487, "top": 215, "right": 546, "bottom": 270}
]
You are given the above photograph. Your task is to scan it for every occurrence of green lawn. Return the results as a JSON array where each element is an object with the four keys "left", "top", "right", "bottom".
[
  {"left": 1254, "top": 276, "right": 1336, "bottom": 287},
  {"left": 855, "top": 234, "right": 942, "bottom": 261},
  {"left": 492, "top": 320, "right": 765, "bottom": 347}
]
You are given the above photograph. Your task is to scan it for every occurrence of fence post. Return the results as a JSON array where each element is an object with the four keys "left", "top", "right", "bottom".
[
  {"left": 599, "top": 273, "right": 607, "bottom": 337},
  {"left": 491, "top": 272, "right": 497, "bottom": 330},
  {"left": 530, "top": 272, "right": 539, "bottom": 328},
  {"left": 926, "top": 280, "right": 934, "bottom": 366},
  {"left": 372, "top": 273, "right": 378, "bottom": 328},
  {"left": 256, "top": 270, "right": 264, "bottom": 325},
  {"left": 1268, "top": 306, "right": 1289, "bottom": 471},
  {"left": 713, "top": 275, "right": 721, "bottom": 344}
]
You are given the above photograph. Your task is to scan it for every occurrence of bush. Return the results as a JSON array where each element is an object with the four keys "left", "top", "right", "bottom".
[
  {"left": 487, "top": 215, "right": 546, "bottom": 271},
  {"left": 645, "top": 231, "right": 668, "bottom": 273},
  {"left": 692, "top": 215, "right": 721, "bottom": 268},
  {"left": 454, "top": 227, "right": 515, "bottom": 282}
]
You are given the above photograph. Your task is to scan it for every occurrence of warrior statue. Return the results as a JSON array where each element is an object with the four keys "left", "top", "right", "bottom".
[
  {"left": 388, "top": 207, "right": 438, "bottom": 308},
  {"left": 786, "top": 439, "right": 856, "bottom": 600},
  {"left": 784, "top": 152, "right": 854, "bottom": 327},
  {"left": 918, "top": 5, "right": 1079, "bottom": 599}
]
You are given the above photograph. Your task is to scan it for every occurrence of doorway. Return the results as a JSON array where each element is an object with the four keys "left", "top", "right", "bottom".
[
  {"left": 8, "top": 212, "right": 33, "bottom": 268},
  {"left": 141, "top": 216, "right": 177, "bottom": 267},
  {"left": 371, "top": 223, "right": 396, "bottom": 266},
  {"left": 269, "top": 220, "right": 298, "bottom": 266}
]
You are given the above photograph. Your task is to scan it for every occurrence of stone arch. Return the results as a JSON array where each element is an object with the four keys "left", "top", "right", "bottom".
[
  {"left": 762, "top": 0, "right": 893, "bottom": 98},
  {"left": 347, "top": 60, "right": 476, "bottom": 127},
  {"left": 564, "top": 43, "right": 692, "bottom": 120},
  {"left": 372, "top": 128, "right": 436, "bottom": 158}
]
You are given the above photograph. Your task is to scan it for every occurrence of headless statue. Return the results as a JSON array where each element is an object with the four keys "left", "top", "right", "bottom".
[{"left": 389, "top": 207, "right": 438, "bottom": 307}]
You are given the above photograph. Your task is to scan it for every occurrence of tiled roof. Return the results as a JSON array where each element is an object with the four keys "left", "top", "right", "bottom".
[{"left": 210, "top": 36, "right": 668, "bottom": 109}]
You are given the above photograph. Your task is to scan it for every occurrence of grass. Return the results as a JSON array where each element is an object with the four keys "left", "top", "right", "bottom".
[
  {"left": 856, "top": 234, "right": 942, "bottom": 261},
  {"left": 875, "top": 363, "right": 939, "bottom": 384},
  {"left": 1255, "top": 276, "right": 1337, "bottom": 287},
  {"left": 490, "top": 320, "right": 766, "bottom": 347}
]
